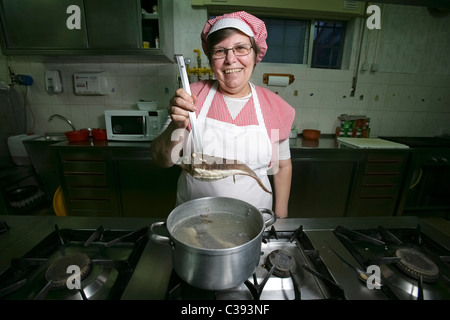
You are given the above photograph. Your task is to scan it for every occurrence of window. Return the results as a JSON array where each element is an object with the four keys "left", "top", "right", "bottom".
[
  {"left": 260, "top": 18, "right": 309, "bottom": 64},
  {"left": 311, "top": 20, "right": 346, "bottom": 69},
  {"left": 261, "top": 17, "right": 346, "bottom": 68}
]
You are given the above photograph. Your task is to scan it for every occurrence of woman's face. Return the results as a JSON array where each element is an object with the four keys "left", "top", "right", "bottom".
[{"left": 211, "top": 31, "right": 255, "bottom": 97}]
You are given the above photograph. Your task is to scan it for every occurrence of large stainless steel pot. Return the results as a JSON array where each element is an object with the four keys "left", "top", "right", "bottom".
[{"left": 150, "top": 197, "right": 275, "bottom": 291}]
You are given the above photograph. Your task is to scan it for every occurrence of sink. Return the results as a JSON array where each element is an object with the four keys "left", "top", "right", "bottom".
[
  {"left": 35, "top": 132, "right": 67, "bottom": 141},
  {"left": 32, "top": 136, "right": 67, "bottom": 142},
  {"left": 43, "top": 135, "right": 67, "bottom": 141}
]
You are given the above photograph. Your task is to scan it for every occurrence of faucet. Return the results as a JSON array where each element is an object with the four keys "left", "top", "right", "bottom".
[{"left": 48, "top": 113, "right": 76, "bottom": 131}]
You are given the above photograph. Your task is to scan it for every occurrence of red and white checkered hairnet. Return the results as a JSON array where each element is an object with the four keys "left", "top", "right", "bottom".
[{"left": 201, "top": 11, "right": 268, "bottom": 63}]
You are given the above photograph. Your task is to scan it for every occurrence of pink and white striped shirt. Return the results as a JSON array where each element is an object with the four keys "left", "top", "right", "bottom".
[{"left": 190, "top": 80, "right": 295, "bottom": 142}]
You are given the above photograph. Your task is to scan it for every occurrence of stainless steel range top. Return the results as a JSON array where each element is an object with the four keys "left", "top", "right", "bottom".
[{"left": 1, "top": 215, "right": 449, "bottom": 300}]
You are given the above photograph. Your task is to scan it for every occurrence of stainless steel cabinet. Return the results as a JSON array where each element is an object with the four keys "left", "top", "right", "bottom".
[
  {"left": 57, "top": 148, "right": 120, "bottom": 217},
  {"left": 348, "top": 151, "right": 411, "bottom": 217},
  {"left": 0, "top": 0, "right": 88, "bottom": 50},
  {"left": 23, "top": 139, "right": 61, "bottom": 204},
  {"left": 112, "top": 148, "right": 180, "bottom": 218},
  {"left": 0, "top": 0, "right": 173, "bottom": 56},
  {"left": 288, "top": 150, "right": 362, "bottom": 218},
  {"left": 288, "top": 149, "right": 411, "bottom": 218},
  {"left": 84, "top": 0, "right": 141, "bottom": 49},
  {"left": 52, "top": 142, "right": 411, "bottom": 218}
]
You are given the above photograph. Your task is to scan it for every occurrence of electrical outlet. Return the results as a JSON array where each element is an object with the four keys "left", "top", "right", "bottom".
[{"left": 294, "top": 90, "right": 298, "bottom": 96}]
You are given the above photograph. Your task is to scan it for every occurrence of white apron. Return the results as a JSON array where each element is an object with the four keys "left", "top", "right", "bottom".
[{"left": 176, "top": 81, "right": 273, "bottom": 209}]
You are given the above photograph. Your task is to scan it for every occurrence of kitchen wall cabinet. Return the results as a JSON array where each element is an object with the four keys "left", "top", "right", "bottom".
[
  {"left": 84, "top": 0, "right": 141, "bottom": 50},
  {"left": 0, "top": 0, "right": 174, "bottom": 58},
  {"left": 57, "top": 148, "right": 120, "bottom": 217},
  {"left": 0, "top": 0, "right": 88, "bottom": 51},
  {"left": 348, "top": 151, "right": 411, "bottom": 217},
  {"left": 288, "top": 149, "right": 362, "bottom": 218}
]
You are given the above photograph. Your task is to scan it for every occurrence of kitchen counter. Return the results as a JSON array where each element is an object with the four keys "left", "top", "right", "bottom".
[
  {"left": 23, "top": 133, "right": 417, "bottom": 219},
  {"left": 47, "top": 135, "right": 425, "bottom": 152},
  {"left": 1, "top": 214, "right": 449, "bottom": 300},
  {"left": 47, "top": 134, "right": 342, "bottom": 150}
]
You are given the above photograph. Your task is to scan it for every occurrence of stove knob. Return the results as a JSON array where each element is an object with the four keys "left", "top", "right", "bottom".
[{"left": 440, "top": 157, "right": 448, "bottom": 163}]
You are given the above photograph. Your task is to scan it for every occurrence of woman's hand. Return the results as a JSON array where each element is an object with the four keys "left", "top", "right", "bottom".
[
  {"left": 167, "top": 88, "right": 197, "bottom": 129},
  {"left": 151, "top": 88, "right": 197, "bottom": 168}
]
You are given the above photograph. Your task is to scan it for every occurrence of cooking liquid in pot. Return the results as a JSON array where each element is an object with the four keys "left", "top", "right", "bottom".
[{"left": 172, "top": 213, "right": 259, "bottom": 249}]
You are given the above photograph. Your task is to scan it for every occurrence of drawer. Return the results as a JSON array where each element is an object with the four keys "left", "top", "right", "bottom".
[
  {"left": 68, "top": 209, "right": 117, "bottom": 217},
  {"left": 60, "top": 150, "right": 105, "bottom": 161},
  {"left": 62, "top": 161, "right": 106, "bottom": 173},
  {"left": 69, "top": 199, "right": 112, "bottom": 211},
  {"left": 64, "top": 174, "right": 107, "bottom": 187},
  {"left": 362, "top": 174, "right": 401, "bottom": 186},
  {"left": 365, "top": 162, "right": 403, "bottom": 174},
  {"left": 360, "top": 186, "right": 397, "bottom": 197},
  {"left": 367, "top": 153, "right": 407, "bottom": 162},
  {"left": 66, "top": 187, "right": 110, "bottom": 199}
]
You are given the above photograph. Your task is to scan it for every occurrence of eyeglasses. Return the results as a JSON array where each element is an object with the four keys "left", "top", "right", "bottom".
[{"left": 212, "top": 44, "right": 253, "bottom": 59}]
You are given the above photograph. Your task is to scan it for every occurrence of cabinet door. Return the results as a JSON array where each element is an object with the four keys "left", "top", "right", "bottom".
[
  {"left": 115, "top": 158, "right": 181, "bottom": 218},
  {"left": 348, "top": 151, "right": 410, "bottom": 217},
  {"left": 0, "top": 0, "right": 88, "bottom": 49},
  {"left": 84, "top": 0, "right": 141, "bottom": 49},
  {"left": 288, "top": 152, "right": 360, "bottom": 218}
]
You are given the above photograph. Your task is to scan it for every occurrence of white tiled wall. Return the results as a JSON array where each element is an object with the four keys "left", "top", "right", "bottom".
[
  {"left": 1, "top": 56, "right": 179, "bottom": 134},
  {"left": 1, "top": 0, "right": 449, "bottom": 137}
]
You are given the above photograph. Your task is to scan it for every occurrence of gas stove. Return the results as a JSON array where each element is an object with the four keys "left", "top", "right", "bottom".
[
  {"left": 0, "top": 224, "right": 149, "bottom": 299},
  {"left": 0, "top": 215, "right": 449, "bottom": 301}
]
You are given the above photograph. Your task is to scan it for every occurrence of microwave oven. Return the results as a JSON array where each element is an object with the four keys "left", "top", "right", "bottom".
[{"left": 104, "top": 109, "right": 168, "bottom": 141}]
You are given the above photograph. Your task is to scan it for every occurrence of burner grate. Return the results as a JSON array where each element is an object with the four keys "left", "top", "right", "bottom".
[
  {"left": 0, "top": 225, "right": 149, "bottom": 300},
  {"left": 334, "top": 224, "right": 450, "bottom": 300}
]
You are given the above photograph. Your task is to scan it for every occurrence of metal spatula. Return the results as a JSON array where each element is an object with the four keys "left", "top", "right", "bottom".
[{"left": 174, "top": 54, "right": 202, "bottom": 153}]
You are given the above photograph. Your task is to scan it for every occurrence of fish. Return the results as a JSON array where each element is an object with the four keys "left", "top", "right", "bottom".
[{"left": 177, "top": 152, "right": 272, "bottom": 194}]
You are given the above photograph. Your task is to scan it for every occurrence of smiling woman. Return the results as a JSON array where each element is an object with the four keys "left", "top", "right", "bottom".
[{"left": 150, "top": 11, "right": 295, "bottom": 218}]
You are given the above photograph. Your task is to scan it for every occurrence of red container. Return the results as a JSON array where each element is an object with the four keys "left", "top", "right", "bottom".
[
  {"left": 302, "top": 129, "right": 321, "bottom": 140},
  {"left": 64, "top": 130, "right": 89, "bottom": 142},
  {"left": 92, "top": 128, "right": 107, "bottom": 140}
]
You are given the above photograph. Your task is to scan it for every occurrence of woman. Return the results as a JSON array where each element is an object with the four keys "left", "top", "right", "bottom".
[{"left": 151, "top": 11, "right": 295, "bottom": 218}]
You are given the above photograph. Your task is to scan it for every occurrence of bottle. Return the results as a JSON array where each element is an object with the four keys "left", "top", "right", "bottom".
[{"left": 155, "top": 36, "right": 160, "bottom": 49}]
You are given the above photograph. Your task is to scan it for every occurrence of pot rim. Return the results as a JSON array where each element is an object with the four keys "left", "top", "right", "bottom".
[{"left": 165, "top": 197, "right": 273, "bottom": 253}]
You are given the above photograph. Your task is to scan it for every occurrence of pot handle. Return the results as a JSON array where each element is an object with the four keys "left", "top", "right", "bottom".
[
  {"left": 259, "top": 208, "right": 276, "bottom": 228},
  {"left": 150, "top": 221, "right": 171, "bottom": 246}
]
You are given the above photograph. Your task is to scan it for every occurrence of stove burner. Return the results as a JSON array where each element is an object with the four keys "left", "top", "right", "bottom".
[
  {"left": 265, "top": 249, "right": 296, "bottom": 278},
  {"left": 45, "top": 253, "right": 92, "bottom": 288},
  {"left": 395, "top": 248, "right": 439, "bottom": 282}
]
